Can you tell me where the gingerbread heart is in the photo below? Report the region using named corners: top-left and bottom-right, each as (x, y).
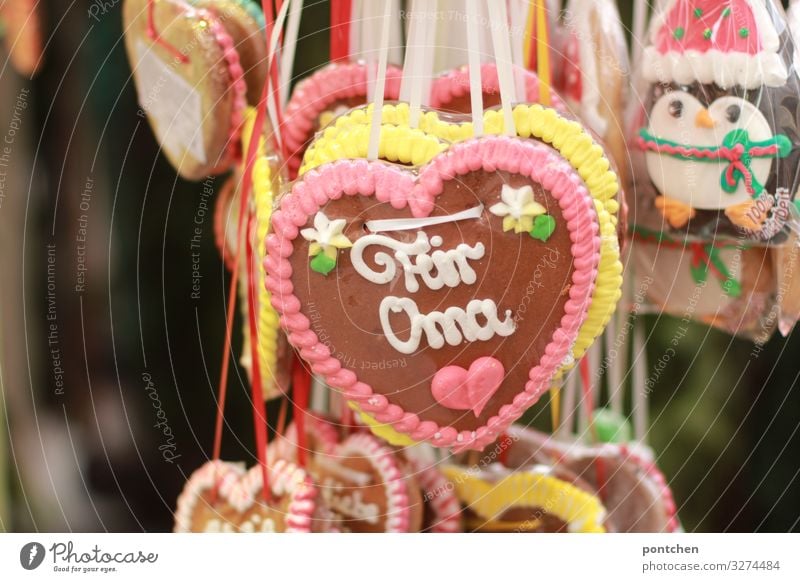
top-left (267, 135), bottom-right (600, 451)
top-left (174, 459), bottom-right (316, 532)
top-left (311, 433), bottom-right (423, 532)
top-left (124, 0), bottom-right (246, 180)
top-left (300, 103), bottom-right (623, 376)
top-left (283, 61), bottom-right (403, 178)
top-left (502, 426), bottom-right (679, 533)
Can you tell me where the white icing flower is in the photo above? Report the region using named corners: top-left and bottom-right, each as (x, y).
top-left (301, 211), bottom-right (353, 258)
top-left (489, 184), bottom-right (546, 233)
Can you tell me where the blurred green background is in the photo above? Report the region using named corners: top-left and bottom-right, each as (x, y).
top-left (0, 0), bottom-right (798, 532)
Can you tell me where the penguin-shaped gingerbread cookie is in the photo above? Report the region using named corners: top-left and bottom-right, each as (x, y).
top-left (632, 0), bottom-right (800, 243)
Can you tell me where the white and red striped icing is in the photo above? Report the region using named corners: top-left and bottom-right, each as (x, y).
top-left (413, 463), bottom-right (462, 533)
top-left (265, 136), bottom-right (600, 452)
top-left (174, 459), bottom-right (316, 533)
top-left (283, 61), bottom-right (403, 177)
top-left (333, 433), bottom-right (414, 532)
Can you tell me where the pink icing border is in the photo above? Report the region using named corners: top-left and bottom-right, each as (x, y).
top-left (174, 459), bottom-right (317, 532)
top-left (333, 432), bottom-right (413, 532)
top-left (619, 444), bottom-right (680, 533)
top-left (202, 9), bottom-right (247, 170)
top-left (283, 61), bottom-right (403, 177)
top-left (265, 136), bottom-right (600, 452)
top-left (429, 62), bottom-right (567, 112)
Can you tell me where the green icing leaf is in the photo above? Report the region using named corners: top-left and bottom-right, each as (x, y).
top-left (310, 252), bottom-right (337, 276)
top-left (689, 263), bottom-right (708, 286)
top-left (530, 214), bottom-right (556, 242)
top-left (722, 278), bottom-right (742, 298)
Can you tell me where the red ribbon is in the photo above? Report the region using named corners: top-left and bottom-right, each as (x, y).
top-left (292, 358), bottom-right (311, 468)
top-left (146, 0), bottom-right (189, 63)
top-left (246, 214), bottom-right (271, 502)
top-left (212, 0), bottom-right (285, 502)
top-left (330, 0), bottom-right (352, 62)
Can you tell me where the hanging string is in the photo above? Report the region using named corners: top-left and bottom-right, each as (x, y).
top-left (264, 0), bottom-right (292, 159)
top-left (465, 0), bottom-right (484, 136)
top-left (212, 0), bottom-right (286, 498)
top-left (632, 0), bottom-right (649, 66)
top-left (558, 370), bottom-right (578, 439)
top-left (146, 0), bottom-right (189, 63)
top-left (292, 358), bottom-right (312, 468)
top-left (508, 0), bottom-right (527, 103)
top-left (349, 0), bottom-right (363, 62)
top-left (399, 0), bottom-right (422, 121)
top-left (280, 0), bottom-right (303, 106)
top-left (276, 396), bottom-right (289, 438)
top-left (580, 357), bottom-right (608, 500)
top-left (245, 214), bottom-right (271, 502)
top-left (534, 0), bottom-right (552, 107)
top-left (523, 0), bottom-right (536, 70)
top-left (486, 0), bottom-right (515, 136)
top-left (367, 0), bottom-right (393, 161)
top-left (330, 0), bottom-right (352, 62)
top-left (550, 384), bottom-right (561, 433)
top-left (632, 318), bottom-right (649, 443)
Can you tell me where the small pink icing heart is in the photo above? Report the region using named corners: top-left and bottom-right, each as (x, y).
top-left (431, 357), bottom-right (505, 418)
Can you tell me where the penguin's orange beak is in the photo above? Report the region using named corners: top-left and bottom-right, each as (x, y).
top-left (695, 108), bottom-right (716, 129)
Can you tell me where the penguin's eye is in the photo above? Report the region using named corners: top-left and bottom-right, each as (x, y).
top-left (726, 104), bottom-right (741, 123)
top-left (668, 99), bottom-right (683, 118)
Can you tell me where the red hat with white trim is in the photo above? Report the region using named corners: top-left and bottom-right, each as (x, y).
top-left (642, 0), bottom-right (788, 89)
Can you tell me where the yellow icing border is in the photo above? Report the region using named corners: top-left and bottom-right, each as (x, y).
top-left (300, 120), bottom-right (447, 175)
top-left (242, 108), bottom-right (283, 399)
top-left (300, 103), bottom-right (623, 370)
top-left (441, 465), bottom-right (607, 533)
top-left (350, 403), bottom-right (418, 447)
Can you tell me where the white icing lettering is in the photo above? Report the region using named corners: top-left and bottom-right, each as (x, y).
top-left (379, 296), bottom-right (516, 354)
top-left (321, 477), bottom-right (380, 524)
top-left (202, 514), bottom-right (276, 533)
top-left (351, 232), bottom-right (485, 293)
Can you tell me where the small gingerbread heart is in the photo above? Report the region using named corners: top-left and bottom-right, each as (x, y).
top-left (124, 0), bottom-right (246, 180)
top-left (311, 433), bottom-right (423, 532)
top-left (283, 61), bottom-right (403, 178)
top-left (174, 459), bottom-right (316, 532)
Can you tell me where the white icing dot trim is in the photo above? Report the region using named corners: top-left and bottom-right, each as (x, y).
top-left (642, 47), bottom-right (788, 89)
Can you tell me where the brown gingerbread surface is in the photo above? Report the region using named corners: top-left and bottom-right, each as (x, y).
top-left (289, 170), bottom-right (575, 431)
